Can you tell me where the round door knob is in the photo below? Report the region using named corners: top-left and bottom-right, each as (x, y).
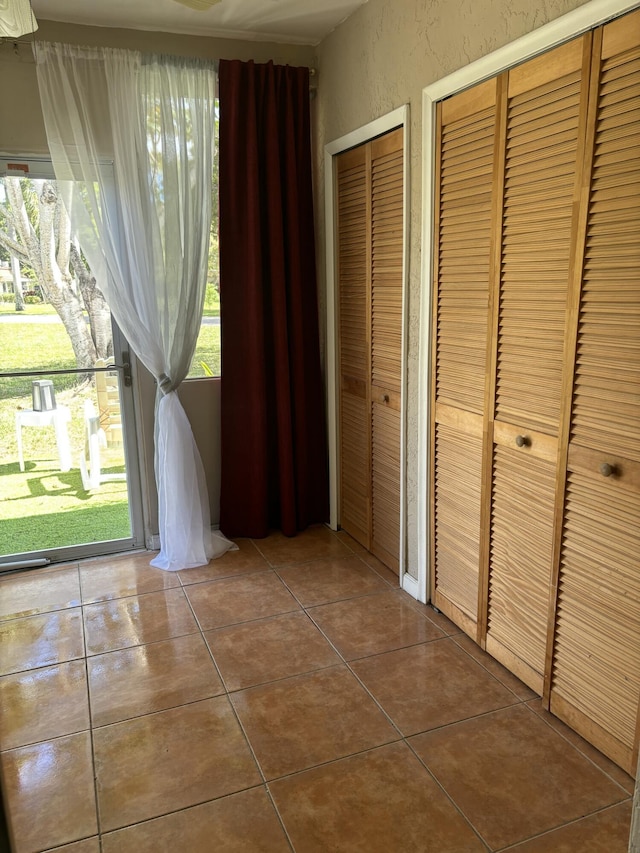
top-left (381, 394), bottom-right (389, 403)
top-left (515, 435), bottom-right (529, 448)
top-left (600, 462), bottom-right (615, 477)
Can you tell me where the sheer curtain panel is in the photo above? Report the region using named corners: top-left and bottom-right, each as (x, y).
top-left (34, 41), bottom-right (228, 570)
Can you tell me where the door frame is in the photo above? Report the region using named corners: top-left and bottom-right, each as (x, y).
top-left (417, 0), bottom-right (640, 605)
top-left (0, 155), bottom-right (146, 567)
top-left (324, 104), bottom-right (411, 584)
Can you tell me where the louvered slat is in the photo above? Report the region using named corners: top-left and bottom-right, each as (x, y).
top-left (337, 148), bottom-right (369, 547)
top-left (371, 401), bottom-right (400, 568)
top-left (487, 447), bottom-right (556, 678)
top-left (371, 145), bottom-right (403, 393)
top-left (436, 104), bottom-right (494, 414)
top-left (495, 71), bottom-right (582, 434)
top-left (340, 388), bottom-right (369, 545)
top-left (338, 159), bottom-right (368, 382)
top-left (553, 471), bottom-right (640, 762)
top-left (549, 21), bottom-right (640, 776)
top-left (337, 128), bottom-right (404, 568)
top-left (434, 423), bottom-right (483, 620)
top-left (571, 50), bottom-right (640, 461)
top-left (370, 130), bottom-right (404, 569)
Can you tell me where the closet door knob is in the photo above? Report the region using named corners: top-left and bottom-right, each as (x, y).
top-left (515, 435), bottom-right (529, 448)
top-left (600, 462), bottom-right (615, 477)
top-left (381, 394), bottom-right (389, 403)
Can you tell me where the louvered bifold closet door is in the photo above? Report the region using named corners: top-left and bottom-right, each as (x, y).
top-left (550, 11), bottom-right (640, 775)
top-left (370, 129), bottom-right (404, 571)
top-left (485, 37), bottom-right (589, 691)
top-left (337, 145), bottom-right (371, 548)
top-left (431, 80), bottom-right (496, 635)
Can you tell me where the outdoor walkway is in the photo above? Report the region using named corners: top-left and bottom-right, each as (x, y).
top-left (0, 526), bottom-right (634, 851)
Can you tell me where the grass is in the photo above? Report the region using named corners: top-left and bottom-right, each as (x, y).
top-left (0, 461), bottom-right (131, 556)
top-left (0, 307), bottom-right (129, 557)
top-left (0, 295), bottom-right (221, 556)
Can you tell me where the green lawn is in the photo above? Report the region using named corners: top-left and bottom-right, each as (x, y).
top-left (0, 298), bottom-right (220, 557)
top-left (0, 306), bottom-right (126, 557)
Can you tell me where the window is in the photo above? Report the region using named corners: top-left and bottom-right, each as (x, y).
top-left (187, 100), bottom-right (220, 379)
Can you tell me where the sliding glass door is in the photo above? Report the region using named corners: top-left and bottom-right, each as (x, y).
top-left (0, 164), bottom-right (144, 569)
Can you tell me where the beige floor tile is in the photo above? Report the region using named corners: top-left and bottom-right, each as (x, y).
top-left (0, 609), bottom-right (84, 676)
top-left (252, 525), bottom-right (351, 567)
top-left (94, 697), bottom-right (261, 831)
top-left (101, 787), bottom-right (290, 852)
top-left (80, 553), bottom-right (180, 604)
top-left (526, 698), bottom-right (636, 794)
top-left (230, 665), bottom-right (399, 779)
top-left (205, 611), bottom-right (341, 691)
top-left (270, 741), bottom-right (487, 852)
top-left (1, 732), bottom-right (97, 853)
top-left (399, 596), bottom-right (463, 636)
top-left (334, 531), bottom-right (400, 586)
top-left (0, 660), bottom-right (89, 750)
top-left (506, 800), bottom-right (633, 852)
top-left (277, 555), bottom-right (388, 606)
top-left (453, 633), bottom-right (538, 701)
top-left (178, 538), bottom-right (270, 585)
top-left (308, 590), bottom-right (444, 660)
top-left (88, 634), bottom-right (224, 727)
top-left (43, 839), bottom-right (100, 853)
top-left (410, 704), bottom-right (628, 850)
top-left (351, 639), bottom-right (518, 735)
top-left (0, 566), bottom-right (81, 622)
top-left (83, 587), bottom-right (197, 655)
top-left (185, 572), bottom-right (300, 630)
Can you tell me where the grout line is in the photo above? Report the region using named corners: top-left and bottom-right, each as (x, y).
top-left (520, 701), bottom-right (635, 796)
top-left (494, 798), bottom-right (634, 851)
top-left (80, 579), bottom-right (103, 843)
top-left (4, 546), bottom-right (635, 852)
top-left (407, 738), bottom-right (492, 851)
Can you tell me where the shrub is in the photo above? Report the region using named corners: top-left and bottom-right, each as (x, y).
top-left (24, 295), bottom-right (43, 304)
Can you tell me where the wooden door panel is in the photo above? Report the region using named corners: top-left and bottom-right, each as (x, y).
top-left (570, 45), bottom-right (640, 462)
top-left (340, 387), bottom-right (370, 548)
top-left (337, 146), bottom-right (370, 548)
top-left (371, 136), bottom-right (403, 395)
top-left (551, 469), bottom-right (640, 774)
top-left (371, 401), bottom-right (400, 571)
top-left (434, 421), bottom-right (483, 634)
top-left (337, 128), bottom-right (403, 570)
top-left (436, 94), bottom-right (495, 416)
top-left (549, 14), bottom-right (640, 775)
top-left (487, 446), bottom-right (557, 692)
top-left (495, 44), bottom-right (584, 435)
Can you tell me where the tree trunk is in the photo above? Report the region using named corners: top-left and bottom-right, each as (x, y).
top-left (9, 232), bottom-right (24, 312)
top-left (37, 182), bottom-right (98, 369)
top-left (69, 242), bottom-right (113, 360)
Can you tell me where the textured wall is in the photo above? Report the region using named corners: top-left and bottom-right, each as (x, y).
top-left (314, 0), bottom-right (591, 578)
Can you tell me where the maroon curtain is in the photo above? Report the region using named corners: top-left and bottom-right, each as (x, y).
top-left (218, 59), bottom-right (328, 538)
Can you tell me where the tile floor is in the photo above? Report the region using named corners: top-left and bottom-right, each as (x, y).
top-left (0, 525), bottom-right (634, 852)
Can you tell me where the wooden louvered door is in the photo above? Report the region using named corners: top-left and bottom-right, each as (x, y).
top-left (370, 130), bottom-right (404, 571)
top-left (548, 11), bottom-right (640, 775)
top-left (336, 127), bottom-right (404, 572)
top-left (431, 10), bottom-right (639, 775)
top-left (431, 80), bottom-right (497, 636)
top-left (337, 144), bottom-right (370, 548)
top-left (483, 36), bottom-right (591, 691)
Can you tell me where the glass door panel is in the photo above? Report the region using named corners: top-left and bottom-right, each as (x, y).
top-left (0, 171), bottom-right (144, 568)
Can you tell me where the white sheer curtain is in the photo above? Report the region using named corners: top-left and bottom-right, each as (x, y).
top-left (34, 41), bottom-right (230, 570)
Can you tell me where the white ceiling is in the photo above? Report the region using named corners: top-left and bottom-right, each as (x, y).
top-left (30, 0), bottom-right (369, 45)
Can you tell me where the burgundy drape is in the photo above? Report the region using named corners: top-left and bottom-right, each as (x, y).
top-left (218, 59), bottom-right (329, 538)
